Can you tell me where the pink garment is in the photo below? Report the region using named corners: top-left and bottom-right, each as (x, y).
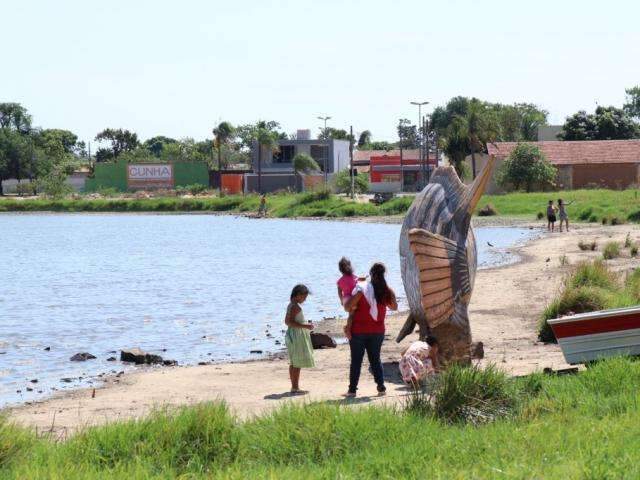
top-left (337, 274), bottom-right (358, 305)
top-left (399, 341), bottom-right (435, 383)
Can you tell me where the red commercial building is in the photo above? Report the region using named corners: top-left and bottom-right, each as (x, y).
top-left (369, 154), bottom-right (438, 192)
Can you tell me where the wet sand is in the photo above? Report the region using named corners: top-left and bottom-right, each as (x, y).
top-left (6, 223), bottom-right (640, 437)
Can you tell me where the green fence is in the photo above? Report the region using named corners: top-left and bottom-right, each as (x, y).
top-left (85, 161), bottom-right (209, 192)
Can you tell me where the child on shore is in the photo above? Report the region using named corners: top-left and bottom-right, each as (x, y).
top-left (399, 336), bottom-right (440, 388)
top-left (284, 284), bottom-right (315, 394)
top-left (547, 200), bottom-right (557, 232)
top-left (336, 257), bottom-right (366, 340)
top-left (558, 198), bottom-right (574, 232)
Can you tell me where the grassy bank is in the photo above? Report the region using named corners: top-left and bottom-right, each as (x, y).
top-left (0, 188), bottom-right (638, 222)
top-left (2, 358), bottom-right (640, 478)
top-left (538, 259), bottom-right (640, 342)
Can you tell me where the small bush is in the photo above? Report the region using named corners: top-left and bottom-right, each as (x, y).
top-left (536, 212), bottom-right (544, 220)
top-left (578, 240), bottom-right (598, 251)
top-left (602, 217), bottom-right (609, 225)
top-left (15, 182), bottom-right (36, 196)
top-left (570, 260), bottom-right (616, 290)
top-left (578, 207), bottom-right (594, 221)
top-left (478, 204), bottom-right (498, 216)
top-left (559, 254), bottom-right (569, 266)
top-left (589, 214), bottom-right (598, 223)
top-left (96, 187), bottom-right (119, 197)
top-left (185, 183), bottom-right (207, 196)
top-left (628, 210), bottom-right (640, 223)
top-left (407, 364), bottom-right (520, 425)
top-left (539, 286), bottom-right (609, 343)
top-left (611, 217), bottom-right (623, 226)
top-left (624, 233), bottom-right (633, 248)
top-left (631, 245), bottom-right (638, 257)
top-left (603, 242), bottom-right (620, 260)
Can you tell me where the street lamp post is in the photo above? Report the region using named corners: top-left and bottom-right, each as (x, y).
top-left (410, 101), bottom-right (429, 189)
top-left (317, 115), bottom-right (331, 185)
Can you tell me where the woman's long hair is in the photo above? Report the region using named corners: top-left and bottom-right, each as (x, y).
top-left (370, 262), bottom-right (388, 303)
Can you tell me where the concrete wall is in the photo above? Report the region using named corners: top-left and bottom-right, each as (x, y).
top-left (1, 172), bottom-right (88, 194)
top-left (85, 161), bottom-right (209, 192)
top-left (244, 173), bottom-right (301, 193)
top-left (572, 163), bottom-right (639, 189)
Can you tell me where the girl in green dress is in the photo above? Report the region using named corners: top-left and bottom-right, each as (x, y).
top-left (285, 284), bottom-right (315, 393)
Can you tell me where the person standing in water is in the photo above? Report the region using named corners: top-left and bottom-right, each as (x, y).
top-left (284, 284), bottom-right (315, 394)
top-left (558, 198), bottom-right (574, 232)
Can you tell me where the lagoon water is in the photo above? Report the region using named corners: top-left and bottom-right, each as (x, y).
top-left (0, 214), bottom-right (535, 406)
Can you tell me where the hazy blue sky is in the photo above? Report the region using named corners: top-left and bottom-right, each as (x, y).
top-left (3, 0), bottom-right (639, 144)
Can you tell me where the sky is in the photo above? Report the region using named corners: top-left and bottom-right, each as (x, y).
top-left (3, 0), bottom-right (640, 145)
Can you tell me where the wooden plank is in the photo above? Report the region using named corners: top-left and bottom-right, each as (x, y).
top-left (421, 277), bottom-right (452, 294)
top-left (423, 288), bottom-right (453, 307)
top-left (408, 234), bottom-right (458, 252)
top-left (416, 256), bottom-right (451, 270)
top-left (410, 244), bottom-right (452, 259)
top-left (419, 268), bottom-right (451, 282)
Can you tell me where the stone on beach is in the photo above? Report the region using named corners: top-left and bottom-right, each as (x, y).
top-left (70, 352), bottom-right (96, 361)
top-left (310, 332), bottom-right (337, 349)
top-left (120, 348), bottom-right (170, 365)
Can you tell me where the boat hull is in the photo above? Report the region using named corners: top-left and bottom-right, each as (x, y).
top-left (548, 306), bottom-right (640, 364)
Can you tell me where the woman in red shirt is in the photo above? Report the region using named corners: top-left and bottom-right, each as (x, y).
top-left (344, 262), bottom-right (398, 397)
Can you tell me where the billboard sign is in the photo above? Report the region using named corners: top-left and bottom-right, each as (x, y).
top-left (127, 164), bottom-right (174, 189)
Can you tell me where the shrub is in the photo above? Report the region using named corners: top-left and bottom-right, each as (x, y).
top-left (628, 210), bottom-right (640, 223)
top-left (185, 183), bottom-right (207, 196)
top-left (578, 207), bottom-right (593, 221)
top-left (602, 217), bottom-right (609, 225)
top-left (624, 233), bottom-right (633, 248)
top-left (536, 212), bottom-right (544, 220)
top-left (611, 217), bottom-right (623, 226)
top-left (37, 171), bottom-right (73, 198)
top-left (15, 182), bottom-right (36, 196)
top-left (406, 364), bottom-right (519, 425)
top-left (578, 240), bottom-right (596, 251)
top-left (539, 286), bottom-right (609, 343)
top-left (478, 204), bottom-right (498, 216)
top-left (603, 242), bottom-right (620, 260)
top-left (631, 245), bottom-right (639, 257)
top-left (589, 214), bottom-right (598, 223)
top-left (570, 260), bottom-right (616, 290)
top-left (96, 187), bottom-right (119, 197)
top-left (333, 170), bottom-right (369, 194)
top-left (559, 254), bottom-right (569, 266)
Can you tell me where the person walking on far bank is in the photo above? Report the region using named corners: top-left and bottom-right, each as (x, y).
top-left (258, 194), bottom-right (267, 217)
top-left (343, 262), bottom-right (397, 398)
top-left (284, 284), bottom-right (315, 394)
top-left (547, 200), bottom-right (557, 232)
top-left (558, 198), bottom-right (574, 232)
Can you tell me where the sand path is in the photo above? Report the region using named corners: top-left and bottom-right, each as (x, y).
top-left (7, 224), bottom-right (639, 436)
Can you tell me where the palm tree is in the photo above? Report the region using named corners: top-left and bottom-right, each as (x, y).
top-left (212, 121), bottom-right (235, 173)
top-left (465, 99), bottom-right (498, 179)
top-left (256, 128), bottom-right (279, 194)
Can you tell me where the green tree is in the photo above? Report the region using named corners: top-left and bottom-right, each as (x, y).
top-left (0, 103), bottom-right (32, 133)
top-left (333, 169), bottom-right (368, 194)
top-left (497, 142), bottom-right (557, 192)
top-left (361, 140), bottom-right (395, 151)
top-left (623, 86), bottom-right (640, 119)
top-left (319, 127), bottom-right (353, 141)
top-left (39, 129), bottom-right (78, 154)
top-left (357, 130), bottom-right (371, 148)
top-left (397, 119), bottom-right (418, 149)
top-left (558, 106), bottom-right (638, 140)
top-left (235, 120), bottom-right (286, 151)
top-left (213, 121), bottom-right (235, 171)
top-left (466, 99), bottom-right (499, 178)
top-left (94, 128), bottom-right (139, 159)
top-left (143, 136), bottom-right (177, 157)
top-left (293, 152), bottom-right (320, 174)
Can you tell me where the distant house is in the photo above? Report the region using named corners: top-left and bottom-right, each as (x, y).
top-left (246, 131), bottom-right (350, 193)
top-left (369, 154), bottom-right (438, 193)
top-left (487, 140), bottom-right (640, 190)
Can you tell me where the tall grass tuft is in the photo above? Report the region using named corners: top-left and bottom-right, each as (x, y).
top-left (578, 239), bottom-right (598, 251)
top-left (405, 364), bottom-right (520, 425)
top-left (603, 241), bottom-right (620, 260)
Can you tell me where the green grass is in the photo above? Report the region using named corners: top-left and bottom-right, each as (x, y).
top-left (1, 188), bottom-right (639, 222)
top-left (603, 241), bottom-right (621, 260)
top-left (3, 358), bottom-right (640, 478)
top-left (539, 260), bottom-right (640, 343)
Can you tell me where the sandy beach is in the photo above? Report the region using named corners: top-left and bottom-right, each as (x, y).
top-left (6, 222), bottom-right (640, 437)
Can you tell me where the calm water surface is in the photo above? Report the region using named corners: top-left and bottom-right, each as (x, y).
top-left (0, 214), bottom-right (535, 406)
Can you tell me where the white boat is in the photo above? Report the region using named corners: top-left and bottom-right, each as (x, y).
top-left (547, 306), bottom-right (640, 364)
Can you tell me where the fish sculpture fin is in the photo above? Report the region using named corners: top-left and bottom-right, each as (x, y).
top-left (454, 154), bottom-right (497, 233)
top-left (408, 228), bottom-right (471, 328)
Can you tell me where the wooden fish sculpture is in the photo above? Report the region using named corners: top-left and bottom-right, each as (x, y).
top-left (397, 156), bottom-right (496, 364)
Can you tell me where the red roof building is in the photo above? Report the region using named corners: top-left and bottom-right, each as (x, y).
top-left (487, 140), bottom-right (640, 189)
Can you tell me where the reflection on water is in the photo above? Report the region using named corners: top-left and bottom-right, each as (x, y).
top-left (0, 214), bottom-right (535, 406)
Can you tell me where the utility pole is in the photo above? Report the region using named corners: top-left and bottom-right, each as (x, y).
top-left (317, 115), bottom-right (331, 186)
top-left (349, 125), bottom-right (354, 199)
top-left (410, 101), bottom-right (428, 189)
